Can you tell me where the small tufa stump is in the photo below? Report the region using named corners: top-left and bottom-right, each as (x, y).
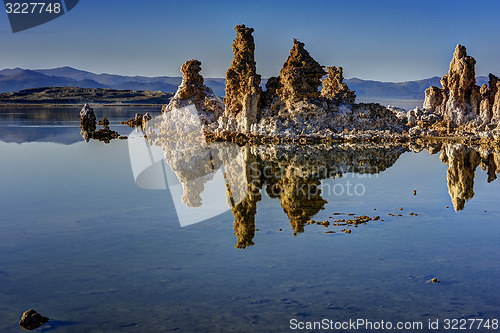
top-left (19, 309), bottom-right (49, 330)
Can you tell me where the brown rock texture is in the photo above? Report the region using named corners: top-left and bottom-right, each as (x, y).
top-left (121, 113), bottom-right (152, 128)
top-left (223, 24), bottom-right (262, 132)
top-left (483, 74), bottom-right (500, 124)
top-left (164, 59), bottom-right (223, 125)
top-left (424, 44), bottom-right (500, 127)
top-left (320, 66), bottom-right (356, 104)
top-left (277, 39), bottom-right (326, 104)
top-left (178, 60), bottom-right (205, 101)
top-left (261, 76), bottom-right (281, 110)
top-left (19, 309), bottom-right (49, 330)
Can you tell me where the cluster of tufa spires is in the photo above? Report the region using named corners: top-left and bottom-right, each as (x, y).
top-left (166, 24), bottom-right (358, 135)
top-left (162, 25), bottom-right (499, 140)
top-left (424, 44), bottom-right (500, 127)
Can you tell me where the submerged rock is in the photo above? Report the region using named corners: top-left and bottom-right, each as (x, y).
top-left (19, 309), bottom-right (49, 330)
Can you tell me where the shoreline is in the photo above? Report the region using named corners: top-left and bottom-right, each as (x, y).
top-left (0, 103), bottom-right (164, 107)
top-left (203, 131), bottom-right (500, 147)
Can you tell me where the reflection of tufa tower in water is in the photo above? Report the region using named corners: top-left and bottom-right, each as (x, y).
top-left (440, 143), bottom-right (500, 211)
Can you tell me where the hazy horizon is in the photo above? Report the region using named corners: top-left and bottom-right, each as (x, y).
top-left (2, 0), bottom-right (500, 82)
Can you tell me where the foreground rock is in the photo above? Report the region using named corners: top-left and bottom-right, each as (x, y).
top-left (19, 309), bottom-right (49, 330)
top-left (163, 59), bottom-right (223, 125)
top-left (424, 44), bottom-right (500, 127)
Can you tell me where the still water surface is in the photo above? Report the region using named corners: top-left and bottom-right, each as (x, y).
top-left (0, 106), bottom-right (499, 332)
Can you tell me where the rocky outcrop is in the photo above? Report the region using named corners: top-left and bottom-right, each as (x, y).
top-left (479, 74), bottom-right (500, 125)
top-left (80, 103), bottom-right (96, 132)
top-left (164, 59), bottom-right (223, 125)
top-left (223, 25), bottom-right (262, 132)
top-left (121, 113), bottom-right (152, 128)
top-left (260, 76), bottom-right (281, 111)
top-left (390, 106), bottom-right (442, 135)
top-left (165, 25), bottom-right (408, 139)
top-left (82, 115), bottom-right (119, 143)
top-left (19, 309), bottom-right (49, 330)
top-left (320, 66), bottom-right (356, 104)
top-left (277, 39), bottom-right (325, 104)
top-left (98, 117), bottom-right (109, 127)
top-left (424, 44), bottom-right (500, 127)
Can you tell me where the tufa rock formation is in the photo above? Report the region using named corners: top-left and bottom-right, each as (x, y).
top-left (121, 113), bottom-right (152, 128)
top-left (479, 74), bottom-right (500, 125)
top-left (19, 309), bottom-right (49, 330)
top-left (81, 115), bottom-right (119, 143)
top-left (261, 76), bottom-right (281, 110)
top-left (424, 44), bottom-right (500, 127)
top-left (164, 59), bottom-right (223, 125)
top-left (277, 39), bottom-right (326, 104)
top-left (321, 66), bottom-right (356, 104)
top-left (79, 103), bottom-right (96, 133)
top-left (223, 25), bottom-right (262, 132)
top-left (98, 117), bottom-right (110, 128)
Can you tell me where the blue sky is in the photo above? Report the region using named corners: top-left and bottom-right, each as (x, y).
top-left (1, 0), bottom-right (499, 82)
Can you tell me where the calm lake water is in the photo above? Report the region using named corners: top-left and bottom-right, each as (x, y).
top-left (0, 105), bottom-right (499, 332)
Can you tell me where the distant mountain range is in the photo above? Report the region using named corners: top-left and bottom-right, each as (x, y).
top-left (0, 66), bottom-right (493, 100)
top-left (0, 66), bottom-right (226, 96)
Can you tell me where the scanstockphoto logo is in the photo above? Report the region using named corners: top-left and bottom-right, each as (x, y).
top-left (4, 0), bottom-right (79, 33)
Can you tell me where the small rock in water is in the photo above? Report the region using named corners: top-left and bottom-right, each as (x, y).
top-left (19, 309), bottom-right (49, 330)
